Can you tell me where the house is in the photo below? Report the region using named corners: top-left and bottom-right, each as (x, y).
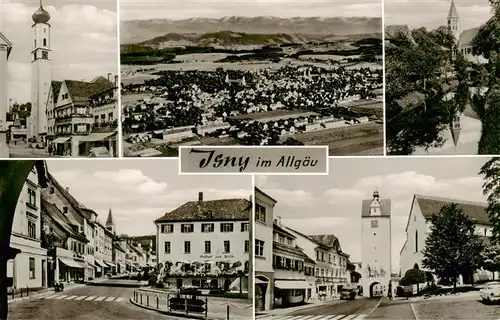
top-left (155, 192), bottom-right (251, 293)
top-left (400, 194), bottom-right (498, 285)
top-left (8, 168), bottom-right (48, 289)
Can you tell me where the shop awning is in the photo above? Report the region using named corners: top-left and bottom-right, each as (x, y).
top-left (53, 137), bottom-right (70, 144)
top-left (104, 261), bottom-right (116, 268)
top-left (78, 132), bottom-right (117, 142)
top-left (59, 257), bottom-right (86, 269)
top-left (255, 278), bottom-right (267, 284)
top-left (274, 280), bottom-right (311, 290)
top-left (94, 259), bottom-right (106, 268)
top-left (87, 261), bottom-right (98, 268)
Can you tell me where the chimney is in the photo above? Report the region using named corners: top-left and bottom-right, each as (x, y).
top-left (66, 187), bottom-right (69, 192)
top-left (275, 216), bottom-right (281, 226)
top-left (107, 72), bottom-right (111, 82)
top-left (198, 192), bottom-right (203, 202)
top-left (249, 195), bottom-right (252, 202)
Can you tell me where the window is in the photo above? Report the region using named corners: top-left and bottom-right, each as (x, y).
top-left (415, 230), bottom-right (419, 252)
top-left (224, 241), bottom-right (230, 253)
top-left (220, 223), bottom-right (233, 232)
top-left (43, 38), bottom-right (47, 46)
top-left (29, 258), bottom-right (36, 279)
top-left (28, 221), bottom-right (36, 239)
top-left (34, 40), bottom-right (36, 47)
top-left (287, 239), bottom-right (293, 246)
top-left (278, 236), bottom-right (285, 244)
top-left (161, 224), bottom-right (173, 233)
top-left (184, 241), bottom-right (191, 254)
top-left (204, 241), bottom-right (211, 253)
top-left (63, 206), bottom-right (68, 214)
top-left (255, 240), bottom-right (264, 257)
top-left (484, 228), bottom-right (487, 236)
top-left (42, 51), bottom-right (48, 59)
top-left (241, 222), bottom-right (249, 232)
top-left (201, 223), bottom-right (214, 232)
top-left (27, 188), bottom-right (37, 208)
top-left (181, 224), bottom-right (194, 233)
top-left (316, 251), bottom-right (319, 261)
top-left (33, 53), bottom-right (36, 61)
top-left (371, 220), bottom-right (378, 228)
top-left (328, 254), bottom-right (331, 263)
top-left (321, 252), bottom-right (324, 261)
top-left (256, 204), bottom-right (266, 223)
top-left (244, 240), bottom-right (249, 253)
top-left (164, 241), bottom-right (170, 254)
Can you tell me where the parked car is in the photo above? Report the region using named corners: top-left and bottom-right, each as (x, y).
top-left (88, 147), bottom-right (109, 157)
top-left (340, 287), bottom-right (357, 300)
top-left (479, 282), bottom-right (500, 304)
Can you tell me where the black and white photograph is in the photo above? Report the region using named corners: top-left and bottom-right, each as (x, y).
top-left (119, 0), bottom-right (383, 157)
top-left (0, 0), bottom-right (119, 158)
top-left (254, 157), bottom-right (500, 320)
top-left (0, 160), bottom-right (252, 320)
top-left (385, 0), bottom-right (499, 155)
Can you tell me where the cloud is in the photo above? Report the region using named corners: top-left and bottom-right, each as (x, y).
top-left (120, 0), bottom-right (382, 20)
top-left (3, 0), bottom-right (118, 103)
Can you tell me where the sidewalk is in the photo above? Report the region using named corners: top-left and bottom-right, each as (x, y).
top-left (390, 290), bottom-right (479, 304)
top-left (7, 282), bottom-right (86, 304)
top-left (256, 296), bottom-right (345, 316)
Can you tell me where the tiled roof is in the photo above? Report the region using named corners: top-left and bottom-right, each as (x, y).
top-left (124, 235), bottom-right (156, 252)
top-left (65, 79), bottom-right (114, 105)
top-left (42, 199), bottom-right (88, 243)
top-left (48, 173), bottom-right (88, 218)
top-left (459, 27), bottom-right (480, 46)
top-left (308, 234), bottom-right (339, 249)
top-left (361, 199), bottom-right (391, 217)
top-left (51, 81), bottom-right (62, 103)
top-left (273, 241), bottom-right (315, 264)
top-left (394, 91), bottom-right (426, 112)
top-left (155, 198), bottom-right (251, 223)
top-left (415, 194), bottom-right (490, 225)
top-left (113, 242), bottom-right (126, 253)
top-left (448, 0), bottom-right (459, 19)
top-left (274, 223), bottom-right (296, 239)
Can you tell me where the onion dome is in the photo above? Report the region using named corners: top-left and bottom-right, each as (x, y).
top-left (32, 6), bottom-right (50, 24)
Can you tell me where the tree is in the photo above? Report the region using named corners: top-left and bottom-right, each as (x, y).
top-left (400, 263), bottom-right (425, 294)
top-left (479, 157), bottom-right (500, 241)
top-left (422, 203), bottom-right (485, 291)
top-left (481, 243), bottom-right (500, 280)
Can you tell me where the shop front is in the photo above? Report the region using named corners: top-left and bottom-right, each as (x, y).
top-left (58, 257), bottom-right (86, 283)
top-left (94, 259), bottom-right (107, 278)
top-left (274, 280), bottom-right (312, 307)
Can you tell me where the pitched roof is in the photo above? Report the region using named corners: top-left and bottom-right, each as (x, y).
top-left (273, 241), bottom-right (315, 264)
top-left (113, 242), bottom-right (126, 253)
top-left (65, 79), bottom-right (114, 105)
top-left (361, 198), bottom-right (391, 217)
top-left (42, 199), bottom-right (88, 243)
top-left (255, 186), bottom-right (277, 203)
top-left (51, 81), bottom-right (62, 103)
top-left (106, 208), bottom-right (114, 226)
top-left (49, 173), bottom-right (89, 219)
top-left (308, 234), bottom-right (339, 249)
top-left (394, 91), bottom-right (426, 112)
top-left (155, 198), bottom-right (251, 223)
top-left (123, 235), bottom-right (156, 252)
top-left (459, 27), bottom-right (480, 46)
top-left (274, 223), bottom-right (296, 239)
top-left (448, 0), bottom-right (459, 19)
top-left (415, 194), bottom-right (490, 225)
top-left (0, 33), bottom-right (13, 58)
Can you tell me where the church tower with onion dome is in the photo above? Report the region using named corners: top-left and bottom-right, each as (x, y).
top-left (28, 0), bottom-right (51, 144)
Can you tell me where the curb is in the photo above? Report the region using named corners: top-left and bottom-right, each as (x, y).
top-left (87, 282), bottom-right (147, 288)
top-left (410, 303), bottom-right (419, 320)
top-left (363, 297), bottom-right (383, 318)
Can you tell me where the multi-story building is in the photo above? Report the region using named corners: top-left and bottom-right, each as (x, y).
top-left (93, 210), bottom-right (115, 277)
top-left (42, 173), bottom-right (96, 282)
top-left (400, 194), bottom-right (498, 284)
top-left (272, 217), bottom-right (313, 308)
top-left (112, 241), bottom-right (127, 274)
top-left (255, 187), bottom-right (276, 311)
top-left (8, 168), bottom-right (48, 289)
top-left (123, 235), bottom-right (157, 267)
top-left (155, 192), bottom-right (251, 293)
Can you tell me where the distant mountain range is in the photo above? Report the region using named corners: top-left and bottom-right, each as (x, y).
top-left (121, 16), bottom-right (382, 44)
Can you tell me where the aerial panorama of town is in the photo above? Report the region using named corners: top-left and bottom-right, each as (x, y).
top-left (120, 16), bottom-right (384, 157)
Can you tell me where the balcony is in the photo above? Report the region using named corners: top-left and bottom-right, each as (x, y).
top-left (158, 260), bottom-right (248, 278)
top-left (90, 98), bottom-right (117, 108)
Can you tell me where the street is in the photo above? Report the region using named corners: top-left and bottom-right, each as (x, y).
top-left (256, 298), bottom-right (380, 320)
top-left (7, 284), bottom-right (181, 320)
top-left (367, 294), bottom-right (500, 320)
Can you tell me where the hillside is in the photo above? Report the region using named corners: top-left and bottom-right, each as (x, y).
top-left (121, 16), bottom-right (382, 44)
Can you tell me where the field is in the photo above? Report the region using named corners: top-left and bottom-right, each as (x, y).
top-left (228, 110), bottom-right (319, 121)
top-left (295, 122), bottom-right (384, 155)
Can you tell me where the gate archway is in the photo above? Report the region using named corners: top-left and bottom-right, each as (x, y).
top-left (369, 281), bottom-right (382, 298)
top-left (0, 161), bottom-right (48, 320)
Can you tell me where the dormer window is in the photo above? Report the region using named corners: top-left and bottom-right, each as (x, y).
top-left (63, 206), bottom-right (68, 213)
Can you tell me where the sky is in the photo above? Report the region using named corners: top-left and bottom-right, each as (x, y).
top-left (385, 0), bottom-right (491, 30)
top-left (120, 0), bottom-right (382, 21)
top-left (0, 0), bottom-right (118, 104)
top-left (256, 156), bottom-right (491, 273)
top-left (46, 159), bottom-right (252, 237)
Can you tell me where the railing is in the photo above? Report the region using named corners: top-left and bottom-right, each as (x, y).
top-left (8, 287), bottom-right (31, 300)
top-left (131, 289), bottom-right (252, 320)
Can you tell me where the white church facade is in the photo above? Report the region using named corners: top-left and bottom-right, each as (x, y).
top-left (447, 0), bottom-right (488, 64)
top-left (361, 191), bottom-right (392, 298)
top-left (400, 194), bottom-right (499, 285)
top-left (25, 1), bottom-right (118, 157)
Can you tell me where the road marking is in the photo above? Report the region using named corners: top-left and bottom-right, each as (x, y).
top-left (410, 303), bottom-right (419, 320)
top-left (65, 296), bottom-right (77, 300)
top-left (354, 315), bottom-right (367, 320)
top-left (54, 295), bottom-right (67, 300)
top-left (44, 294), bottom-right (59, 299)
top-left (95, 296), bottom-right (107, 301)
top-left (75, 296), bottom-right (87, 300)
top-left (308, 316), bottom-right (327, 320)
top-left (84, 296), bottom-right (96, 301)
top-left (343, 315), bottom-right (358, 320)
top-left (331, 315), bottom-right (346, 320)
top-left (105, 297), bottom-right (116, 302)
top-left (115, 297), bottom-right (125, 302)
top-left (298, 316), bottom-right (316, 320)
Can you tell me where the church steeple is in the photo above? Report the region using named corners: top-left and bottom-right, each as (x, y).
top-left (370, 190), bottom-right (381, 216)
top-left (105, 208), bottom-right (115, 234)
top-left (447, 0), bottom-right (460, 43)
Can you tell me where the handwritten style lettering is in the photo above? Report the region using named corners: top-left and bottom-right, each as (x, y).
top-left (189, 149), bottom-right (250, 172)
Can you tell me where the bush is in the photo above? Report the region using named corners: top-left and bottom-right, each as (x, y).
top-left (155, 282), bottom-right (164, 289)
top-left (148, 276), bottom-right (157, 286)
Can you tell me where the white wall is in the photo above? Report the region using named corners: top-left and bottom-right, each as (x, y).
top-left (400, 198), bottom-right (427, 274)
top-left (157, 220), bottom-right (249, 265)
top-left (255, 190), bottom-right (275, 273)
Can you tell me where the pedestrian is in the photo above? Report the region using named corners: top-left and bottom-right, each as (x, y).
top-left (388, 282), bottom-right (393, 300)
